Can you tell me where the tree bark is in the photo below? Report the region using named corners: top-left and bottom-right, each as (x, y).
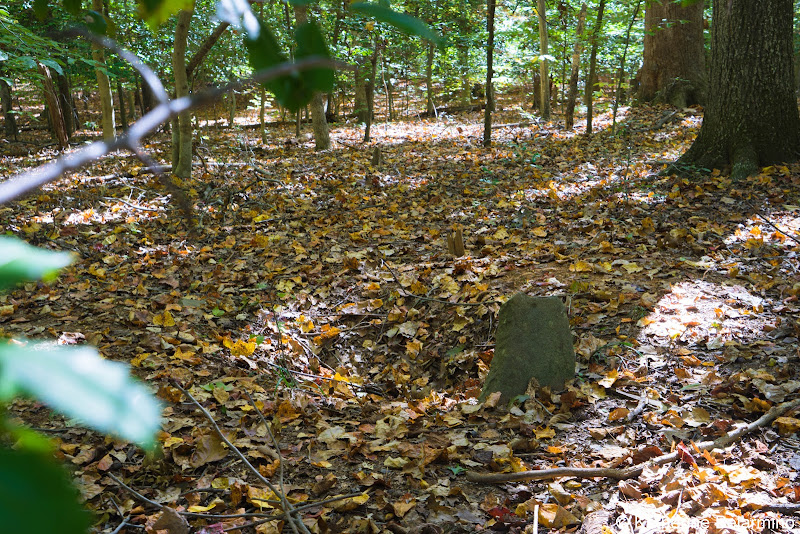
top-left (172, 9), bottom-right (193, 179)
top-left (55, 71), bottom-right (76, 136)
top-left (294, 4), bottom-right (330, 149)
top-left (585, 0), bottom-right (605, 135)
top-left (364, 40), bottom-right (379, 142)
top-left (186, 22), bottom-right (230, 78)
top-left (483, 0), bottom-right (496, 147)
top-left (38, 63), bottom-right (69, 147)
top-left (564, 3), bottom-right (587, 130)
top-left (0, 73), bottom-right (17, 140)
top-left (677, 0), bottom-right (799, 180)
top-left (116, 79), bottom-right (128, 130)
top-left (91, 0), bottom-right (115, 140)
top-left (536, 0), bottom-right (550, 120)
top-left (425, 42), bottom-right (436, 116)
top-left (637, 0), bottom-right (705, 107)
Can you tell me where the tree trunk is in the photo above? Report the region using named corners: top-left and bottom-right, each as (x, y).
top-left (677, 0), bottom-right (799, 180)
top-left (294, 4), bottom-right (330, 149)
top-left (325, 0), bottom-right (347, 122)
top-left (55, 71), bottom-right (76, 136)
top-left (536, 0), bottom-right (550, 120)
top-left (172, 9), bottom-right (193, 179)
top-left (116, 80), bottom-right (128, 130)
top-left (364, 41), bottom-right (379, 142)
top-left (186, 22), bottom-right (230, 78)
top-left (37, 63), bottom-right (69, 148)
top-left (0, 73), bottom-right (17, 140)
top-left (585, 0), bottom-right (605, 135)
top-left (228, 90), bottom-right (236, 128)
top-left (483, 0), bottom-right (496, 147)
top-left (91, 0), bottom-right (115, 140)
top-left (611, 0), bottom-right (641, 134)
top-left (354, 66), bottom-right (368, 123)
top-left (457, 12), bottom-right (472, 105)
top-left (259, 86), bottom-right (268, 143)
top-left (564, 3), bottom-right (587, 130)
top-left (425, 42), bottom-right (435, 116)
top-left (637, 0), bottom-right (705, 107)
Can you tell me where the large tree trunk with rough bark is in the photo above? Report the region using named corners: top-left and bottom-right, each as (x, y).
top-left (172, 9), bottom-right (194, 179)
top-left (637, 0), bottom-right (705, 107)
top-left (677, 0), bottom-right (799, 180)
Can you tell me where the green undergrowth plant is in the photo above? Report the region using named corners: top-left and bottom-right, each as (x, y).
top-left (0, 237), bottom-right (162, 534)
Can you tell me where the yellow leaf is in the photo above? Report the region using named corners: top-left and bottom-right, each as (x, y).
top-left (153, 311), bottom-right (175, 327)
top-left (569, 261), bottom-right (593, 272)
top-left (492, 228), bottom-right (509, 240)
top-left (229, 339), bottom-right (256, 357)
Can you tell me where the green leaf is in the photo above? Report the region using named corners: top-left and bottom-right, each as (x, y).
top-left (0, 343), bottom-right (162, 448)
top-left (138, 0), bottom-right (194, 30)
top-left (294, 21), bottom-right (334, 93)
top-left (0, 448), bottom-right (91, 534)
top-left (84, 10), bottom-right (108, 35)
top-left (350, 3), bottom-right (444, 47)
top-left (244, 20), bottom-right (309, 112)
top-left (0, 237), bottom-right (73, 291)
top-left (63, 0), bottom-right (82, 15)
top-left (39, 59), bottom-right (63, 76)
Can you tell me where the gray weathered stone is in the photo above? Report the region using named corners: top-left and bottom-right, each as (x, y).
top-left (480, 294), bottom-right (575, 402)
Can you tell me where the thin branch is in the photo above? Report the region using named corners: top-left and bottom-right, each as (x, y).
top-left (467, 396), bottom-right (800, 484)
top-left (173, 382), bottom-right (311, 534)
top-left (70, 30), bottom-right (169, 105)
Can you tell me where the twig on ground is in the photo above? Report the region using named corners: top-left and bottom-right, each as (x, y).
top-left (756, 213), bottom-right (800, 246)
top-left (173, 382), bottom-right (311, 534)
top-left (467, 396), bottom-right (800, 484)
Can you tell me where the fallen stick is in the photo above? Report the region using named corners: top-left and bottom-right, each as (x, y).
top-left (466, 396), bottom-right (800, 484)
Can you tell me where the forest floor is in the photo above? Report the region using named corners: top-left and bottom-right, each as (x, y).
top-left (2, 101), bottom-right (800, 534)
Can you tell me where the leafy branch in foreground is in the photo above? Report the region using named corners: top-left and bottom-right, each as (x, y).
top-left (0, 237), bottom-right (162, 534)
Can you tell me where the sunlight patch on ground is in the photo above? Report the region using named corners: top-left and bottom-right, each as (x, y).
top-left (637, 280), bottom-right (773, 351)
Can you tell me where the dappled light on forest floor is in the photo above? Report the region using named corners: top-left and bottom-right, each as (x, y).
top-left (3, 105), bottom-right (800, 532)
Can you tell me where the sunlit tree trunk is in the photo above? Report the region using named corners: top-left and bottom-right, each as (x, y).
top-left (172, 9), bottom-right (193, 179)
top-left (637, 0), bottom-right (705, 106)
top-left (677, 0), bottom-right (799, 180)
top-left (536, 0), bottom-right (550, 120)
top-left (565, 3), bottom-right (587, 130)
top-left (91, 0), bottom-right (115, 140)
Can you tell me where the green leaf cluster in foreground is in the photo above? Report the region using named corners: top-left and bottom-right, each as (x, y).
top-left (0, 236), bottom-right (162, 534)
